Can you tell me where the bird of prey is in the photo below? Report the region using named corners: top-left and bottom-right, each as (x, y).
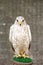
top-left (9, 16), bottom-right (32, 58)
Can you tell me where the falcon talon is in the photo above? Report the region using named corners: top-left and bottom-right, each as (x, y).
top-left (18, 54), bottom-right (21, 57)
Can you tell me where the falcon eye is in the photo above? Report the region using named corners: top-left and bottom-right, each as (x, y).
top-left (22, 20), bottom-right (24, 22)
top-left (17, 20), bottom-right (18, 22)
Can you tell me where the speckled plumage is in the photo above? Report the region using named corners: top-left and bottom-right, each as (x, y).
top-left (9, 16), bottom-right (32, 57)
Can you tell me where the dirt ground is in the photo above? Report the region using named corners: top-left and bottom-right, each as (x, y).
top-left (0, 0), bottom-right (43, 65)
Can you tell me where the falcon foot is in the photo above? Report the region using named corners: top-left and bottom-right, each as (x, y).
top-left (21, 54), bottom-right (29, 58)
top-left (13, 54), bottom-right (29, 58)
top-left (14, 54), bottom-right (21, 58)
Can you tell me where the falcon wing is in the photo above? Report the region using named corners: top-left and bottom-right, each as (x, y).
top-left (27, 25), bottom-right (32, 49)
top-left (9, 25), bottom-right (15, 51)
top-left (27, 25), bottom-right (32, 43)
top-left (9, 25), bottom-right (14, 43)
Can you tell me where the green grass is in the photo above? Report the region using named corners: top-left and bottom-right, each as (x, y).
top-left (13, 56), bottom-right (32, 63)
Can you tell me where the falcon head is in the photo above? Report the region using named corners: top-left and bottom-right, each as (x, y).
top-left (14, 16), bottom-right (26, 26)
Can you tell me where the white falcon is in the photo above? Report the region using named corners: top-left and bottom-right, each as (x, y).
top-left (9, 16), bottom-right (32, 58)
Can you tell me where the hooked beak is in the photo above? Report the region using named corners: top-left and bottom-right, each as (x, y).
top-left (18, 21), bottom-right (22, 26)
